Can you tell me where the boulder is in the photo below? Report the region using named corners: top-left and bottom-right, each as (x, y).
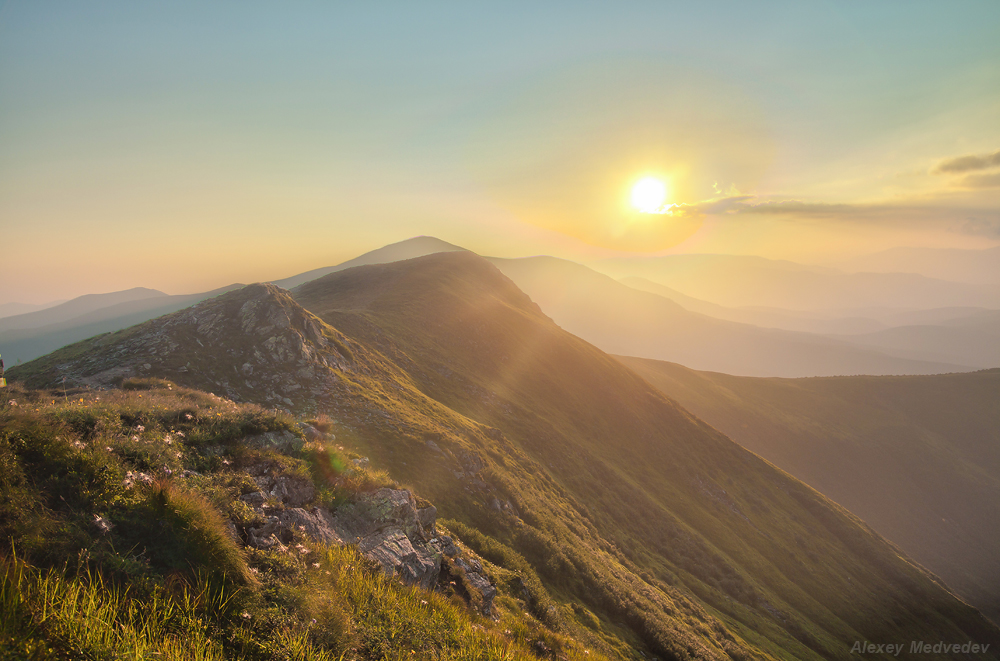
top-left (359, 528), bottom-right (440, 589)
top-left (333, 488), bottom-right (430, 542)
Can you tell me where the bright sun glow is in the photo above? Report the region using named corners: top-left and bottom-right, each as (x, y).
top-left (631, 177), bottom-right (668, 213)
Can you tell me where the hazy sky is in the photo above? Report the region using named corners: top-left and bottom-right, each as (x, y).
top-left (2, 1), bottom-right (999, 303)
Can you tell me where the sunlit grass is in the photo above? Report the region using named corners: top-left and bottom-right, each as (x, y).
top-left (0, 381), bottom-right (611, 660)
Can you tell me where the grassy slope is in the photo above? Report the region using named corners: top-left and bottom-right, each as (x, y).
top-left (0, 384), bottom-right (602, 661)
top-left (9, 255), bottom-right (1000, 659)
top-left (616, 356), bottom-right (1000, 626)
top-left (292, 252), bottom-right (1000, 660)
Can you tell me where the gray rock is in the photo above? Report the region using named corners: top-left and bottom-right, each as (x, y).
top-left (334, 488), bottom-right (429, 541)
top-left (240, 492), bottom-right (266, 506)
top-left (359, 529), bottom-right (440, 589)
top-left (277, 507), bottom-right (343, 546)
top-left (299, 424), bottom-right (324, 441)
top-left (416, 505), bottom-right (437, 536)
top-left (463, 569), bottom-right (497, 617)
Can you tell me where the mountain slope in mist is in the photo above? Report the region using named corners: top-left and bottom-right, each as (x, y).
top-left (825, 310), bottom-right (1000, 369)
top-left (0, 287), bottom-right (166, 333)
top-left (0, 285), bottom-right (243, 365)
top-left (836, 246), bottom-right (1000, 285)
top-left (597, 253), bottom-right (1000, 310)
top-left (490, 256), bottom-right (969, 377)
top-left (619, 356), bottom-right (1000, 625)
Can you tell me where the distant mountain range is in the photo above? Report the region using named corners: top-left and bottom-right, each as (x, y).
top-left (271, 235), bottom-right (466, 290)
top-left (0, 285), bottom-right (242, 365)
top-left (619, 356), bottom-right (1000, 625)
top-left (490, 256), bottom-right (971, 377)
top-left (0, 299), bottom-right (65, 320)
top-left (0, 287), bottom-right (166, 333)
top-left (596, 253), bottom-right (1000, 310)
top-left (835, 245), bottom-right (1000, 285)
top-left (3, 236), bottom-right (997, 376)
top-left (622, 276), bottom-right (995, 335)
top-left (13, 252), bottom-right (1000, 659)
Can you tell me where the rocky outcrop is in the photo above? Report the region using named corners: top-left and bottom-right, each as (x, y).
top-left (236, 479), bottom-right (486, 598)
top-left (21, 284), bottom-right (356, 411)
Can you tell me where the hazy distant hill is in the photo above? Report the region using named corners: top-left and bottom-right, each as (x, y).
top-left (490, 255), bottom-right (969, 377)
top-left (621, 276), bottom-right (1000, 369)
top-left (836, 246), bottom-right (1000, 285)
top-left (621, 276), bottom-right (891, 335)
top-left (0, 285), bottom-right (242, 365)
top-left (825, 310), bottom-right (1000, 369)
top-left (271, 235), bottom-right (465, 290)
top-left (15, 253), bottom-right (1000, 659)
top-left (619, 356), bottom-right (1000, 625)
top-left (0, 287), bottom-right (166, 333)
top-left (0, 300), bottom-right (64, 320)
top-left (597, 253), bottom-right (1000, 310)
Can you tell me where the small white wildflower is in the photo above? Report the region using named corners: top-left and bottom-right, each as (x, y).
top-left (164, 435), bottom-right (173, 445)
top-left (131, 435), bottom-right (139, 442)
top-left (8, 400), bottom-right (17, 407)
top-left (135, 425), bottom-right (145, 432)
top-left (72, 440), bottom-right (86, 450)
top-left (222, 458), bottom-right (231, 466)
top-left (241, 611), bottom-right (251, 620)
top-left (93, 515), bottom-right (113, 534)
top-left (105, 446), bottom-right (113, 452)
top-left (184, 413), bottom-right (193, 420)
top-left (175, 452), bottom-right (182, 459)
top-left (176, 431), bottom-right (185, 438)
top-left (311, 562), bottom-right (320, 569)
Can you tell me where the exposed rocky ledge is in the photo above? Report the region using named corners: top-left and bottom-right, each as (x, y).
top-left (236, 477), bottom-right (497, 616)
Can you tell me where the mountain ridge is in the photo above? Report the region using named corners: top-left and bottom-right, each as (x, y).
top-left (11, 251), bottom-right (1000, 658)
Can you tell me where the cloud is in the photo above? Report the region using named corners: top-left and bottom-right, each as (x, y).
top-left (733, 200), bottom-right (857, 216)
top-left (664, 195), bottom-right (755, 217)
top-left (933, 149), bottom-right (1000, 174)
top-left (955, 171), bottom-right (1000, 189)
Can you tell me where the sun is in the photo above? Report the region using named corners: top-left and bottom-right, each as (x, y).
top-left (631, 177), bottom-right (668, 213)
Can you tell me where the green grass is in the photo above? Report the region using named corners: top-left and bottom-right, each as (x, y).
top-left (1, 553), bottom-right (226, 661)
top-left (0, 382), bottom-right (613, 661)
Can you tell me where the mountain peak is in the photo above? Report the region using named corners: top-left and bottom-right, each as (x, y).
top-left (14, 283), bottom-right (355, 410)
top-left (272, 236), bottom-right (468, 290)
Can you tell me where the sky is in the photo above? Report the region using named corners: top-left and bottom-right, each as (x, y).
top-left (2, 1), bottom-right (999, 303)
